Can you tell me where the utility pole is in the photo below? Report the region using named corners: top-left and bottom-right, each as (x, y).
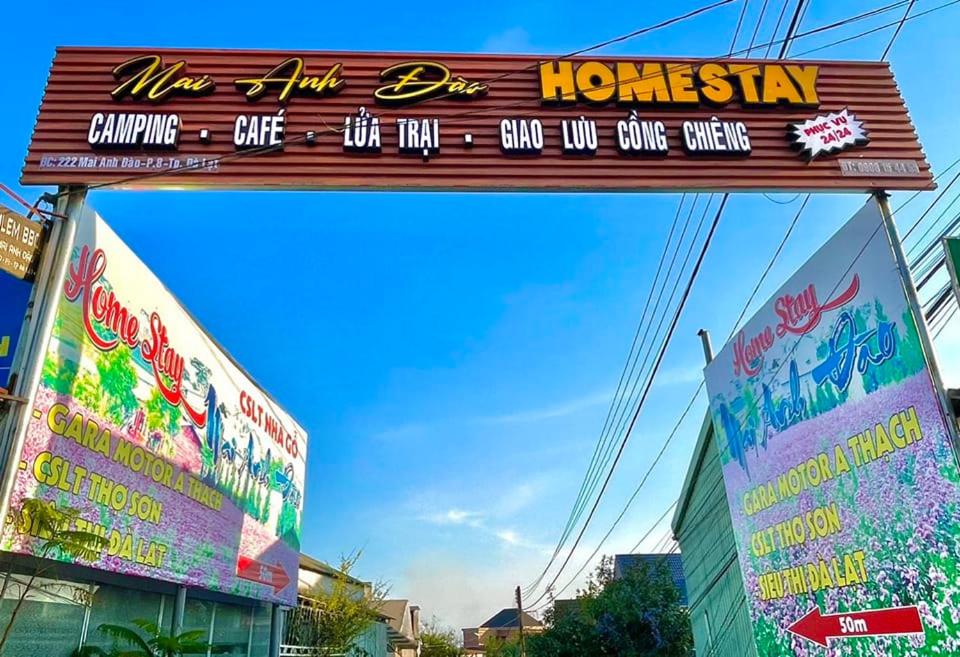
top-left (515, 586), bottom-right (527, 657)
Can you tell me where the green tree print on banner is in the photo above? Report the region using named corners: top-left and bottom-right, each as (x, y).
top-left (95, 348), bottom-right (138, 427)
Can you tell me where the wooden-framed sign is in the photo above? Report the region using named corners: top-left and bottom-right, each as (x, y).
top-left (0, 204), bottom-right (46, 281)
top-left (21, 47), bottom-right (933, 192)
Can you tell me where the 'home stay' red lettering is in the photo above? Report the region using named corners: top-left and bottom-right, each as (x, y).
top-left (732, 326), bottom-right (774, 377)
top-left (63, 245), bottom-right (207, 427)
top-left (775, 275), bottom-right (860, 337)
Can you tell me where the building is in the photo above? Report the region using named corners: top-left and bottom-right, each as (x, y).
top-left (380, 599), bottom-right (422, 657)
top-left (612, 553), bottom-right (688, 606)
top-left (548, 598), bottom-right (580, 623)
top-left (0, 205), bottom-right (302, 657)
top-left (462, 608), bottom-right (543, 655)
top-left (0, 554), bottom-right (277, 657)
top-left (283, 554), bottom-right (421, 657)
top-left (671, 415), bottom-right (755, 657)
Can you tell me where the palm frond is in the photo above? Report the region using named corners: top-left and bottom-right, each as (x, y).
top-left (173, 630), bottom-right (207, 643)
top-left (96, 624), bottom-right (153, 655)
top-left (130, 618), bottom-right (160, 637)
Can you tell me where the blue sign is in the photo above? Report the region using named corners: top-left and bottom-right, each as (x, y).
top-left (0, 274), bottom-right (32, 386)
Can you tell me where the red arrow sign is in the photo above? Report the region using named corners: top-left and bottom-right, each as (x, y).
top-left (237, 555), bottom-right (291, 595)
top-left (787, 606), bottom-right (924, 647)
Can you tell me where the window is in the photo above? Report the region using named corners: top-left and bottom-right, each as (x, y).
top-left (212, 602), bottom-right (252, 656)
top-left (250, 603), bottom-right (273, 657)
top-left (84, 584), bottom-right (167, 650)
top-left (0, 572), bottom-right (88, 657)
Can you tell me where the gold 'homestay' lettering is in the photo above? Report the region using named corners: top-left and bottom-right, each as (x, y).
top-left (539, 60), bottom-right (819, 107)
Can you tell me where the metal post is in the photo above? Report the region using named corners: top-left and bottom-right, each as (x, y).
top-left (515, 586), bottom-right (526, 657)
top-left (697, 328), bottom-right (714, 365)
top-left (0, 186), bottom-right (85, 529)
top-left (173, 585), bottom-right (187, 635)
top-left (268, 603), bottom-right (282, 657)
top-left (78, 581), bottom-right (96, 650)
top-left (874, 191), bottom-right (960, 450)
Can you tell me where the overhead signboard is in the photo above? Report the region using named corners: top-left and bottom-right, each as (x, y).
top-left (1, 207), bottom-right (306, 605)
top-left (21, 47), bottom-right (932, 192)
top-left (703, 200), bottom-right (960, 654)
top-left (0, 205), bottom-right (45, 281)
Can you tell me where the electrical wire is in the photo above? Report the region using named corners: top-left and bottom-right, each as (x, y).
top-left (523, 193), bottom-right (692, 595)
top-left (533, 192), bottom-right (810, 604)
top-left (524, 1), bottom-right (812, 601)
top-left (728, 0), bottom-right (752, 55)
top-left (792, 0), bottom-right (960, 58)
top-left (525, 194), bottom-right (731, 610)
top-left (530, 5), bottom-right (949, 633)
top-left (779, 0), bottom-right (809, 57)
top-left (882, 0), bottom-right (919, 59)
top-left (745, 0), bottom-right (772, 56)
top-left (934, 304), bottom-right (958, 339)
top-left (763, 0), bottom-right (793, 57)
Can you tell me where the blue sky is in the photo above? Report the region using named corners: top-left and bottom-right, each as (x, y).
top-left (6, 0), bottom-right (960, 631)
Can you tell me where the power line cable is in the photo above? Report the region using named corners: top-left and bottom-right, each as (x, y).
top-left (778, 0), bottom-right (809, 57)
top-left (934, 305), bottom-right (958, 339)
top-left (882, 0), bottom-right (919, 59)
top-left (763, 0), bottom-right (793, 57)
top-left (525, 193), bottom-right (717, 598)
top-left (745, 0), bottom-right (772, 55)
top-left (525, 194), bottom-right (730, 610)
top-left (532, 6), bottom-right (951, 628)
top-left (537, 192), bottom-right (810, 602)
top-left (524, 1), bottom-right (811, 601)
top-left (528, 0), bottom-right (785, 595)
top-left (791, 0), bottom-right (960, 58)
top-left (523, 192), bottom-right (715, 596)
top-left (523, 193), bottom-right (692, 595)
top-left (728, 0), bottom-right (752, 54)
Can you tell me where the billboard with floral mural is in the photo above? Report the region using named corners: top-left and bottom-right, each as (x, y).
top-left (1, 207), bottom-right (306, 605)
top-left (704, 200), bottom-right (960, 655)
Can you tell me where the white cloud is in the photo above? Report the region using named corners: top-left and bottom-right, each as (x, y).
top-left (495, 529), bottom-right (519, 545)
top-left (655, 364), bottom-right (704, 387)
top-left (373, 422), bottom-right (428, 443)
top-left (423, 508), bottom-right (485, 528)
top-left (479, 390), bottom-right (612, 424)
top-left (419, 507), bottom-right (548, 553)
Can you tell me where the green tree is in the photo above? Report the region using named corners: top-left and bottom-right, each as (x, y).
top-left (420, 618), bottom-right (463, 657)
top-left (285, 552), bottom-right (388, 657)
top-left (0, 499), bottom-right (107, 654)
top-left (528, 557), bottom-right (692, 657)
top-left (76, 618), bottom-right (227, 657)
top-left (527, 604), bottom-right (595, 657)
top-left (96, 348), bottom-right (138, 426)
top-left (484, 635), bottom-right (521, 657)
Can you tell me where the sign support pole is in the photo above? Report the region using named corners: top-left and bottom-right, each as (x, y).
top-left (874, 190), bottom-right (960, 450)
top-left (0, 186), bottom-right (85, 534)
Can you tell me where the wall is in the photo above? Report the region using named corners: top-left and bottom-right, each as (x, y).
top-left (672, 417), bottom-right (756, 657)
